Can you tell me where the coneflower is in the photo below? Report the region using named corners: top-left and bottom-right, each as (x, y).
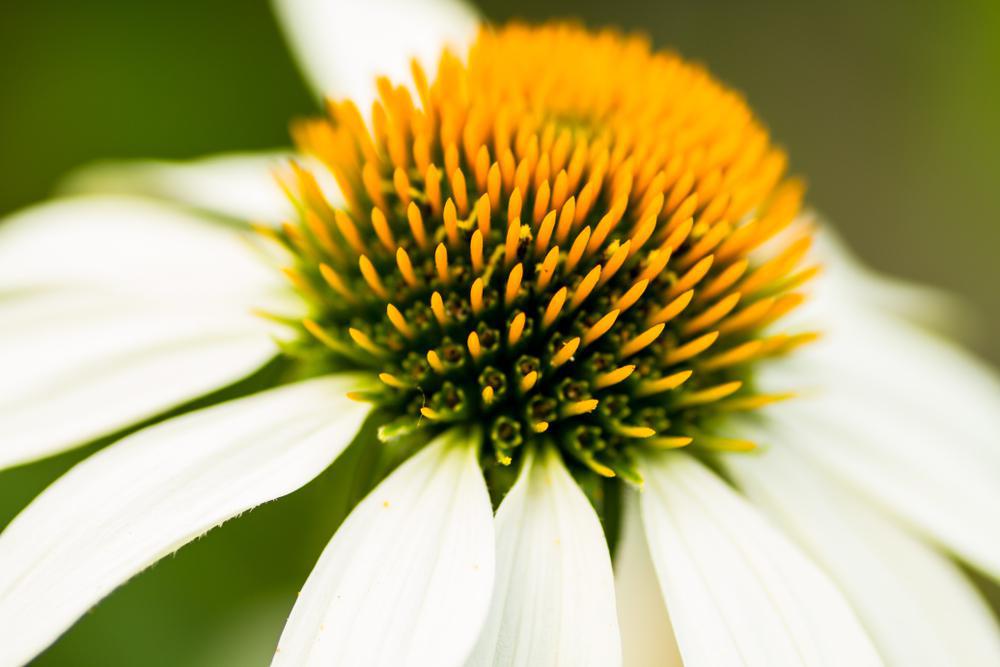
top-left (1, 1), bottom-right (998, 666)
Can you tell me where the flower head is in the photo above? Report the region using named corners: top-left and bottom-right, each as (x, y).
top-left (278, 24), bottom-right (813, 485)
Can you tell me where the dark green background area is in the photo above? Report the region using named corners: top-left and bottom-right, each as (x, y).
top-left (1, 1), bottom-right (998, 664)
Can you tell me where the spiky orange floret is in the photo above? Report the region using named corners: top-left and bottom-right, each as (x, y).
top-left (272, 23), bottom-right (817, 482)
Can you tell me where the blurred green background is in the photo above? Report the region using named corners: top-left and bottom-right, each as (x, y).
top-left (1, 0), bottom-right (998, 664)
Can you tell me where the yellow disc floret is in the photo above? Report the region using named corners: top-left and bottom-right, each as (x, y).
top-left (271, 23), bottom-right (817, 482)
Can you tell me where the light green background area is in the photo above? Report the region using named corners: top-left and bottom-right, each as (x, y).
top-left (1, 1), bottom-right (998, 664)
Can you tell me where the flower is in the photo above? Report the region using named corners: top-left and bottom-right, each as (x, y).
top-left (2, 1), bottom-right (999, 665)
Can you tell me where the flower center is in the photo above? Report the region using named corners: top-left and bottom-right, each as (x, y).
top-left (270, 23), bottom-right (817, 484)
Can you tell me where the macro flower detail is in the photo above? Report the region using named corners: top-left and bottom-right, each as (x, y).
top-left (1, 1), bottom-right (999, 666)
top-left (279, 24), bottom-right (813, 484)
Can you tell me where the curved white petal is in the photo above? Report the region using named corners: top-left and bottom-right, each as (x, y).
top-left (614, 491), bottom-right (683, 667)
top-left (272, 0), bottom-right (479, 109)
top-left (0, 195), bottom-right (291, 300)
top-left (766, 310), bottom-right (1000, 466)
top-left (755, 220), bottom-right (1000, 579)
top-left (60, 152), bottom-right (296, 223)
top-left (766, 222), bottom-right (1000, 457)
top-left (0, 197), bottom-right (302, 467)
top-left (0, 293), bottom-right (280, 469)
top-left (274, 429), bottom-right (494, 666)
top-left (724, 439), bottom-right (1000, 666)
top-left (812, 225), bottom-right (974, 335)
top-left (468, 447), bottom-right (621, 667)
top-left (753, 386), bottom-right (1000, 581)
top-left (639, 452), bottom-right (882, 667)
top-left (60, 152), bottom-right (344, 225)
top-left (0, 376), bottom-right (371, 667)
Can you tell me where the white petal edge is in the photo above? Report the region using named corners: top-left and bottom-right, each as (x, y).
top-left (0, 195), bottom-right (294, 301)
top-left (613, 491), bottom-right (683, 667)
top-left (273, 429), bottom-right (495, 667)
top-left (762, 308), bottom-right (1000, 468)
top-left (754, 216), bottom-right (1000, 578)
top-left (0, 292), bottom-right (280, 469)
top-left (59, 153), bottom-right (344, 225)
top-left (467, 446), bottom-right (621, 667)
top-left (639, 452), bottom-right (882, 667)
top-left (0, 196), bottom-right (304, 467)
top-left (812, 224), bottom-right (975, 336)
top-left (0, 375), bottom-right (371, 667)
top-left (272, 0), bottom-right (479, 110)
top-left (753, 385), bottom-right (1000, 581)
top-left (760, 218), bottom-right (1000, 458)
top-left (724, 436), bottom-right (1000, 667)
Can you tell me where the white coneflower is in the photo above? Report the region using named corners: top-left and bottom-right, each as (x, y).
top-left (2, 1), bottom-right (999, 666)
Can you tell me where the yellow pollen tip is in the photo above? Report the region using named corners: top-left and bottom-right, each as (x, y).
top-left (470, 278), bottom-right (485, 315)
top-left (435, 243), bottom-right (450, 284)
top-left (520, 370), bottom-right (538, 392)
top-left (430, 291), bottom-right (447, 325)
top-left (370, 207), bottom-right (395, 252)
top-left (468, 331), bottom-right (482, 359)
top-left (570, 266), bottom-right (602, 309)
top-left (379, 372), bottom-right (409, 389)
top-left (426, 349), bottom-right (445, 373)
top-left (582, 309), bottom-right (620, 347)
top-left (357, 256), bottom-right (388, 300)
top-left (470, 230), bottom-right (485, 275)
top-left (551, 337), bottom-right (581, 368)
top-left (665, 331), bottom-right (720, 365)
top-left (349, 327), bottom-right (384, 357)
top-left (542, 287), bottom-right (568, 329)
top-left (508, 311), bottom-right (527, 345)
top-left (395, 247), bottom-right (419, 287)
top-left (318, 263), bottom-right (355, 302)
top-left (562, 399), bottom-right (599, 417)
top-left (406, 201), bottom-right (428, 249)
top-left (386, 304), bottom-right (413, 338)
top-left (420, 406), bottom-right (443, 421)
top-left (593, 365), bottom-right (636, 389)
top-left (677, 381), bottom-right (744, 406)
top-left (613, 280), bottom-right (649, 313)
top-left (647, 436), bottom-right (694, 449)
top-left (475, 194), bottom-right (491, 237)
top-left (636, 370), bottom-right (694, 397)
top-left (648, 290), bottom-right (695, 326)
top-left (621, 323), bottom-right (665, 358)
top-left (617, 425), bottom-right (657, 439)
top-left (505, 263), bottom-right (524, 305)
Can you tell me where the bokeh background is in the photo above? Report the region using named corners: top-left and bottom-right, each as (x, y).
top-left (1, 0), bottom-right (998, 664)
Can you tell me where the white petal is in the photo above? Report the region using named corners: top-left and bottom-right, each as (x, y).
top-left (272, 0), bottom-right (479, 108)
top-left (60, 152), bottom-right (296, 223)
top-left (753, 382), bottom-right (1000, 580)
top-left (613, 491), bottom-right (683, 667)
top-left (766, 308), bottom-right (1000, 466)
top-left (60, 153), bottom-right (344, 225)
top-left (0, 292), bottom-right (279, 469)
top-left (0, 196), bottom-right (292, 301)
top-left (818, 225), bottom-right (976, 335)
top-left (724, 438), bottom-right (1000, 666)
top-left (639, 452), bottom-right (882, 667)
top-left (274, 429), bottom-right (494, 666)
top-left (765, 222), bottom-right (999, 456)
top-left (0, 376), bottom-right (370, 667)
top-left (0, 197), bottom-right (302, 467)
top-left (468, 447), bottom-right (621, 667)
top-left (755, 215), bottom-right (1000, 578)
